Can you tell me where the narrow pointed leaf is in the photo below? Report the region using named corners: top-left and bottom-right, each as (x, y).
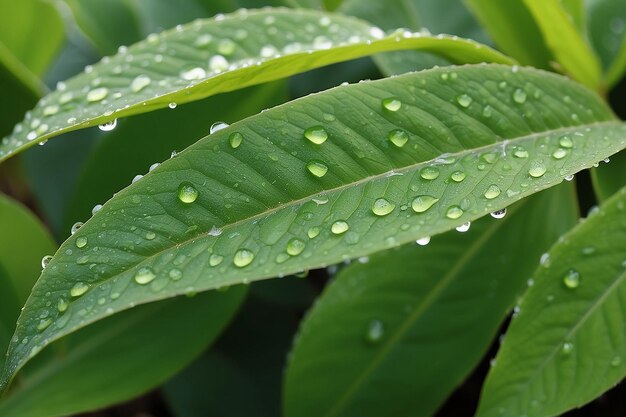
top-left (0, 8), bottom-right (514, 162)
top-left (523, 0), bottom-right (602, 90)
top-left (476, 185), bottom-right (626, 417)
top-left (587, 0), bottom-right (626, 88)
top-left (2, 65), bottom-right (625, 393)
top-left (283, 184), bottom-right (577, 417)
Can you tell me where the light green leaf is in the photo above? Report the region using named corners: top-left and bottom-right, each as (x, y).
top-left (591, 150), bottom-right (626, 202)
top-left (523, 0), bottom-right (602, 90)
top-left (586, 0), bottom-right (626, 88)
top-left (561, 0), bottom-right (585, 34)
top-left (283, 184), bottom-right (577, 417)
top-left (464, 0), bottom-right (553, 70)
top-left (2, 64), bottom-right (625, 393)
top-left (0, 289), bottom-right (245, 417)
top-left (0, 8), bottom-right (513, 162)
top-left (476, 185), bottom-right (626, 417)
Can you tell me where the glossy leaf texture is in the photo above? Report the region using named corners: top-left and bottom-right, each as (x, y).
top-left (476, 185), bottom-right (626, 417)
top-left (586, 0), bottom-right (626, 88)
top-left (283, 184), bottom-right (577, 417)
top-left (2, 64), bottom-right (626, 393)
top-left (0, 7), bottom-right (514, 162)
top-left (0, 289), bottom-right (246, 417)
top-left (464, 0), bottom-right (553, 70)
top-left (523, 0), bottom-right (602, 90)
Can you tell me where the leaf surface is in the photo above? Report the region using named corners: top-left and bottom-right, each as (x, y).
top-left (476, 185), bottom-right (626, 417)
top-left (0, 8), bottom-right (513, 162)
top-left (592, 150), bottom-right (626, 202)
top-left (586, 0), bottom-right (626, 88)
top-left (2, 64), bottom-right (625, 393)
top-left (283, 184), bottom-right (577, 417)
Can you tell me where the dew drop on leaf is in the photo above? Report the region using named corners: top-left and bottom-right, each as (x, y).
top-left (420, 166), bottom-right (440, 180)
top-left (366, 319), bottom-right (384, 343)
top-left (456, 222), bottom-right (471, 232)
top-left (130, 74), bottom-right (151, 92)
top-left (86, 87), bottom-right (108, 102)
top-left (286, 238), bottom-right (306, 256)
top-left (92, 204), bottom-right (103, 215)
top-left (563, 269), bottom-right (581, 289)
top-left (178, 182), bottom-right (199, 203)
top-left (416, 236), bottom-right (431, 246)
top-left (41, 255), bottom-right (52, 269)
top-left (411, 195), bottom-right (438, 213)
top-left (37, 319), bottom-right (52, 331)
top-left (552, 148), bottom-right (567, 159)
top-left (387, 129), bottom-right (408, 147)
top-left (71, 222), bottom-right (83, 235)
top-left (134, 266), bottom-right (157, 285)
top-left (445, 205), bottom-right (464, 219)
top-left (76, 237), bottom-right (88, 248)
top-left (513, 147), bottom-right (529, 158)
top-left (561, 342), bottom-right (574, 355)
top-left (209, 254), bottom-right (224, 267)
top-left (229, 132), bottom-right (243, 148)
top-left (180, 67), bottom-right (206, 80)
top-left (233, 249), bottom-right (255, 267)
top-left (210, 121), bottom-right (229, 134)
top-left (382, 97), bottom-right (402, 111)
top-left (450, 171), bottom-right (466, 182)
top-left (168, 268), bottom-right (183, 281)
top-left (168, 102), bottom-right (177, 109)
top-left (372, 198), bottom-right (395, 216)
top-left (306, 160), bottom-right (328, 177)
top-left (303, 126), bottom-right (328, 144)
top-left (528, 161), bottom-right (547, 178)
top-left (98, 119), bottom-right (118, 132)
top-left (70, 282), bottom-right (89, 297)
top-left (559, 136), bottom-right (574, 148)
top-left (456, 94), bottom-right (472, 108)
top-left (513, 88), bottom-right (527, 104)
top-left (57, 298), bottom-right (69, 313)
top-left (484, 184), bottom-right (501, 199)
top-left (307, 227), bottom-right (320, 239)
top-left (490, 208), bottom-right (507, 219)
top-left (331, 220), bottom-right (349, 235)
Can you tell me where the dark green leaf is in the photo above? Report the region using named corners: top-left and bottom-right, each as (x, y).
top-left (476, 185), bottom-right (626, 417)
top-left (0, 8), bottom-right (513, 162)
top-left (283, 184), bottom-right (577, 417)
top-left (2, 65), bottom-right (625, 393)
top-left (591, 150), bottom-right (626, 202)
top-left (586, 0), bottom-right (626, 88)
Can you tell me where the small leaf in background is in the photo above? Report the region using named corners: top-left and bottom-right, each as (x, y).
top-left (592, 150), bottom-right (626, 202)
top-left (283, 184), bottom-right (577, 417)
top-left (0, 8), bottom-right (513, 161)
top-left (476, 185), bottom-right (626, 417)
top-left (3, 64), bottom-right (625, 394)
top-left (0, 289), bottom-right (246, 417)
top-left (586, 0), bottom-right (626, 88)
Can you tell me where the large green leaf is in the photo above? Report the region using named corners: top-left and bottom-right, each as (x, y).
top-left (0, 289), bottom-right (245, 417)
top-left (464, 0), bottom-right (553, 70)
top-left (283, 184), bottom-right (577, 417)
top-left (476, 185), bottom-right (626, 417)
top-left (523, 0), bottom-right (602, 90)
top-left (586, 0), bottom-right (626, 88)
top-left (0, 8), bottom-right (513, 162)
top-left (2, 65), bottom-right (625, 393)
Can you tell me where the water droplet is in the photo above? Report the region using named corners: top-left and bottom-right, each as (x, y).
top-left (76, 237), bottom-right (88, 248)
top-left (456, 222), bottom-right (471, 232)
top-left (43, 105), bottom-right (59, 116)
top-left (552, 148), bottom-right (567, 159)
top-left (287, 238), bottom-right (306, 256)
top-left (145, 231), bottom-right (156, 240)
top-left (611, 356), bottom-right (622, 367)
top-left (181, 67), bottom-right (206, 80)
top-left (484, 184), bottom-right (501, 199)
top-left (130, 74), bottom-right (151, 92)
top-left (209, 254), bottom-right (224, 266)
top-left (411, 195), bottom-right (438, 213)
top-left (563, 269), bottom-right (580, 289)
top-left (37, 318), bottom-right (53, 331)
top-left (57, 298), bottom-right (69, 313)
top-left (229, 132), bottom-right (243, 148)
top-left (456, 94), bottom-right (472, 108)
top-left (98, 119), bottom-right (117, 131)
top-left (482, 105), bottom-right (493, 118)
top-left (70, 282), bottom-right (89, 297)
top-left (565, 174), bottom-right (574, 181)
top-left (306, 160), bottom-right (328, 178)
top-left (92, 204), bottom-right (103, 215)
top-left (71, 222), bottom-right (83, 234)
top-left (307, 227), bottom-right (320, 239)
top-left (209, 55), bottom-right (229, 72)
top-left (366, 320), bottom-right (384, 343)
top-left (528, 161), bottom-right (547, 178)
top-left (233, 249), bottom-right (255, 267)
top-left (169, 268), bottom-right (183, 281)
top-left (210, 121), bottom-right (229, 134)
top-left (372, 198), bottom-right (395, 216)
top-left (87, 87), bottom-right (108, 102)
top-left (178, 182), bottom-right (199, 203)
top-left (559, 136), bottom-right (574, 148)
top-left (168, 102), bottom-right (177, 109)
top-left (331, 220), bottom-right (349, 235)
top-left (416, 236), bottom-right (430, 245)
top-left (382, 97), bottom-right (402, 111)
top-left (388, 129), bottom-right (408, 147)
top-left (446, 206), bottom-right (464, 219)
top-left (135, 266), bottom-right (156, 285)
top-left (540, 253), bottom-right (551, 267)
top-left (41, 255), bottom-right (52, 269)
top-left (450, 171), bottom-right (466, 182)
top-left (513, 88), bottom-right (527, 104)
top-left (302, 126), bottom-right (328, 145)
top-left (513, 147), bottom-right (529, 158)
top-left (420, 166), bottom-right (440, 180)
top-left (562, 342), bottom-right (574, 355)
top-left (490, 208), bottom-right (507, 219)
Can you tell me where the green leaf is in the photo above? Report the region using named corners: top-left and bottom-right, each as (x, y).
top-left (0, 289), bottom-right (245, 417)
top-left (561, 0), bottom-right (586, 34)
top-left (523, 0), bottom-right (602, 90)
top-left (591, 150), bottom-right (626, 202)
top-left (475, 185), bottom-right (626, 417)
top-left (586, 0), bottom-right (626, 88)
top-left (464, 0), bottom-right (553, 70)
top-left (0, 8), bottom-right (514, 162)
top-left (2, 64), bottom-right (625, 393)
top-left (283, 184), bottom-right (577, 417)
